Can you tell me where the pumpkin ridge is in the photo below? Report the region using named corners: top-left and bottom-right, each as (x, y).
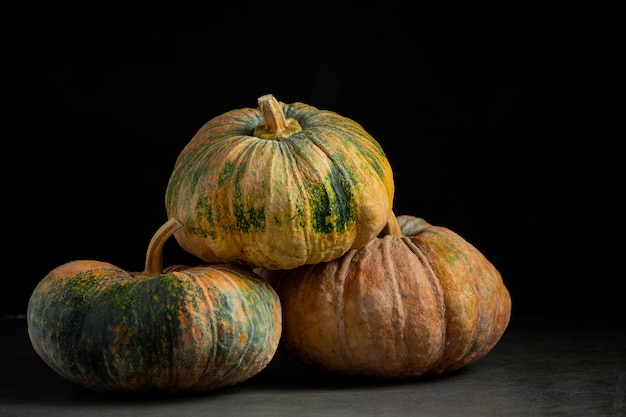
top-left (455, 265), bottom-right (497, 371)
top-left (300, 125), bottom-right (392, 243)
top-left (266, 142), bottom-right (311, 262)
top-left (177, 269), bottom-right (219, 385)
top-left (336, 248), bottom-right (359, 371)
top-left (200, 269), bottom-right (246, 387)
top-left (379, 237), bottom-right (410, 372)
top-left (308, 168), bottom-right (356, 235)
top-left (448, 231), bottom-right (503, 372)
top-left (405, 224), bottom-right (511, 375)
top-left (395, 237), bottom-right (447, 374)
top-left (450, 268), bottom-right (511, 372)
top-left (209, 265), bottom-right (281, 386)
top-left (307, 119), bottom-right (390, 183)
top-left (213, 268), bottom-right (259, 382)
top-left (283, 130), bottom-right (357, 237)
top-left (342, 253), bottom-right (368, 372)
top-left (406, 231), bottom-right (481, 374)
top-left (223, 138), bottom-right (267, 235)
top-left (197, 107), bottom-right (263, 140)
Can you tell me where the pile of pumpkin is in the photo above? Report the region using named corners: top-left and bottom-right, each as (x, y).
top-left (28, 94), bottom-right (511, 393)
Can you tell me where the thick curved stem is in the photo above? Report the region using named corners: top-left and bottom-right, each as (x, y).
top-left (258, 94), bottom-right (288, 134)
top-left (144, 218), bottom-right (184, 274)
top-left (254, 94), bottom-right (303, 140)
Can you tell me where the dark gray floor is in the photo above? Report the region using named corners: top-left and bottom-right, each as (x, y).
top-left (1, 314), bottom-right (624, 417)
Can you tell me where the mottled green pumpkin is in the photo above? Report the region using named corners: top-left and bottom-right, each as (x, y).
top-left (165, 94), bottom-right (395, 270)
top-left (27, 220), bottom-right (282, 393)
top-left (264, 213), bottom-right (511, 378)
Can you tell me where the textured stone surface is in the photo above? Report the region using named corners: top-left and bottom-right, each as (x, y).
top-left (1, 314), bottom-right (624, 417)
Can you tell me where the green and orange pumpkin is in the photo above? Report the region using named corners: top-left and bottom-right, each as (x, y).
top-left (27, 219), bottom-right (282, 393)
top-left (165, 94), bottom-right (395, 270)
top-left (263, 213), bottom-right (511, 378)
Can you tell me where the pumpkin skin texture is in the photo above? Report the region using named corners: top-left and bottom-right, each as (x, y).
top-left (264, 214), bottom-right (511, 378)
top-left (27, 261), bottom-right (282, 393)
top-left (165, 95), bottom-right (395, 270)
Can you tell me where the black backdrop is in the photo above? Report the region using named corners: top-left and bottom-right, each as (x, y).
top-left (6, 3), bottom-right (618, 318)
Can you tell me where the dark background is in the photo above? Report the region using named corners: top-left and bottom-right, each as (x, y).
top-left (5, 3), bottom-right (619, 318)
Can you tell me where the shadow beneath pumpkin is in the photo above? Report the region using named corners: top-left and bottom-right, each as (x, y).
top-left (4, 314), bottom-right (625, 416)
top-left (239, 345), bottom-right (468, 391)
top-left (0, 317), bottom-right (464, 407)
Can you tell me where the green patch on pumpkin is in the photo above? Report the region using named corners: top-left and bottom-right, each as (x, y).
top-left (229, 159), bottom-right (266, 234)
top-left (234, 204), bottom-right (265, 233)
top-left (218, 161), bottom-right (236, 187)
top-left (308, 165), bottom-right (356, 235)
top-left (194, 196), bottom-right (218, 239)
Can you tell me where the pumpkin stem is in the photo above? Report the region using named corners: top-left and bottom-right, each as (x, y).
top-left (144, 218), bottom-right (184, 274)
top-left (378, 210), bottom-right (404, 238)
top-left (254, 94), bottom-right (303, 140)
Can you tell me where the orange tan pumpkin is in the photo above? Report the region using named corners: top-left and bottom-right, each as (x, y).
top-left (263, 213), bottom-right (511, 378)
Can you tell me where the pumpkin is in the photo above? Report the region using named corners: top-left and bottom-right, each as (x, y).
top-left (263, 213), bottom-right (511, 378)
top-left (27, 219), bottom-right (282, 393)
top-left (165, 94), bottom-right (395, 270)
